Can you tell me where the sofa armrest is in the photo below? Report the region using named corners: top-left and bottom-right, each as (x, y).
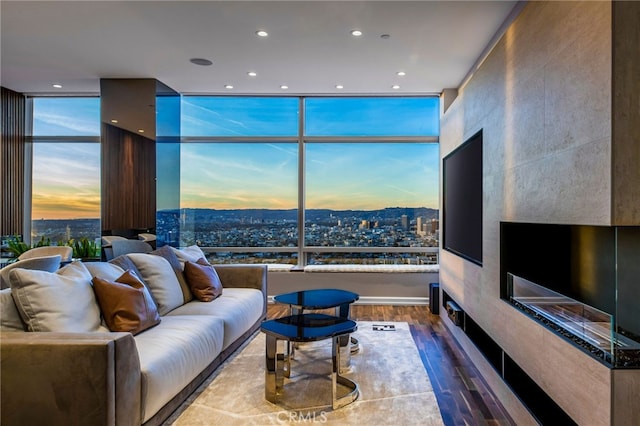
top-left (213, 264), bottom-right (268, 319)
top-left (1, 331), bottom-right (141, 426)
top-left (213, 264), bottom-right (267, 294)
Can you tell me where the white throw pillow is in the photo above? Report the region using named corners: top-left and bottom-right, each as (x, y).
top-left (171, 245), bottom-right (208, 266)
top-left (9, 261), bottom-right (103, 332)
top-left (127, 253), bottom-right (185, 315)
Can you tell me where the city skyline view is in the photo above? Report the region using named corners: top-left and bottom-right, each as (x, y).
top-left (30, 206), bottom-right (440, 265)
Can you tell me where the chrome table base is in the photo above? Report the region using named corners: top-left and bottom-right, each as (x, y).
top-left (265, 334), bottom-right (359, 410)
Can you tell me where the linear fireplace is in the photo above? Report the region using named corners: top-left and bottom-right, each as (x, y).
top-left (508, 273), bottom-right (640, 367)
top-left (500, 222), bottom-right (640, 368)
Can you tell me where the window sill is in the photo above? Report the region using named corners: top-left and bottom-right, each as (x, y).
top-left (264, 264), bottom-right (439, 273)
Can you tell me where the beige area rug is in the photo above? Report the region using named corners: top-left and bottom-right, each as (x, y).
top-left (166, 321), bottom-right (444, 425)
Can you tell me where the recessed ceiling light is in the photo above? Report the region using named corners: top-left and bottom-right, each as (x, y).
top-left (224, 84), bottom-right (234, 89)
top-left (396, 71), bottom-right (406, 77)
top-left (350, 29), bottom-right (363, 37)
top-left (392, 85), bottom-right (400, 90)
top-left (336, 85), bottom-right (344, 89)
top-left (247, 71), bottom-right (257, 77)
top-left (190, 58), bottom-right (213, 66)
top-left (138, 129), bottom-right (145, 133)
top-left (110, 119), bottom-right (118, 124)
top-left (256, 30), bottom-right (268, 37)
top-left (380, 34), bottom-right (391, 39)
top-left (280, 85), bottom-right (289, 90)
top-left (52, 84), bottom-right (62, 88)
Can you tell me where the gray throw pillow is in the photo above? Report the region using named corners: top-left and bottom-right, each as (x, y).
top-left (171, 245), bottom-right (208, 264)
top-left (84, 261), bottom-right (126, 282)
top-left (126, 253), bottom-right (186, 315)
top-left (150, 245), bottom-right (193, 304)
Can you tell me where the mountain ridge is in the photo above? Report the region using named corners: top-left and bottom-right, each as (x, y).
top-left (158, 207), bottom-right (438, 221)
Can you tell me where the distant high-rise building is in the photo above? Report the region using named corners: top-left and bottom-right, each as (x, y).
top-left (430, 219), bottom-right (439, 233)
top-left (401, 214), bottom-right (409, 230)
top-left (416, 217), bottom-right (425, 236)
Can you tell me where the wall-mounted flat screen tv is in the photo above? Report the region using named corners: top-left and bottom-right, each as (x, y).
top-left (443, 130), bottom-right (483, 265)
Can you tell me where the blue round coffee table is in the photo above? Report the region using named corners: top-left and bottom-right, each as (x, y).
top-left (274, 288), bottom-right (361, 359)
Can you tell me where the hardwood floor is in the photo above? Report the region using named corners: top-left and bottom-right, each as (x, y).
top-left (267, 304), bottom-right (516, 426)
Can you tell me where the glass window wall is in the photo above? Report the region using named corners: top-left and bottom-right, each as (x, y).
top-left (177, 96), bottom-right (439, 265)
top-left (28, 95), bottom-right (439, 266)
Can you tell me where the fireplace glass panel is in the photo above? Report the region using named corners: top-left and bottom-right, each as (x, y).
top-left (508, 273), bottom-right (640, 367)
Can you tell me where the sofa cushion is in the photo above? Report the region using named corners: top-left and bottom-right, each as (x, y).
top-left (92, 270), bottom-right (161, 335)
top-left (183, 259), bottom-right (223, 302)
top-left (126, 254), bottom-right (185, 315)
top-left (1, 288), bottom-right (25, 331)
top-left (8, 261), bottom-right (104, 332)
top-left (150, 245), bottom-right (193, 304)
top-left (167, 288), bottom-right (264, 349)
top-left (134, 315), bottom-right (224, 423)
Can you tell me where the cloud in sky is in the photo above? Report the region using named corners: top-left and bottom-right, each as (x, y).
top-left (180, 142), bottom-right (439, 211)
top-left (31, 143), bottom-right (101, 219)
top-left (33, 98), bottom-right (100, 136)
top-left (180, 143), bottom-right (298, 209)
top-left (181, 97), bottom-right (299, 137)
top-left (305, 143), bottom-right (439, 209)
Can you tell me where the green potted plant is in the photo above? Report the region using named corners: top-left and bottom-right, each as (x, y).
top-left (67, 237), bottom-right (100, 261)
top-left (6, 235), bottom-right (30, 258)
top-left (5, 235), bottom-right (52, 262)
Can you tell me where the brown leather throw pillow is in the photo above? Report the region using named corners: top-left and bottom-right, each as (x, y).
top-left (183, 258), bottom-right (223, 302)
top-left (92, 269), bottom-right (161, 335)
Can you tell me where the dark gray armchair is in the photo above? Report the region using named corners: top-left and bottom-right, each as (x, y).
top-left (0, 255), bottom-right (62, 289)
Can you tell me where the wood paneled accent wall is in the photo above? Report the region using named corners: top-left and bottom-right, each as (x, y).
top-left (101, 123), bottom-right (156, 231)
top-left (1, 87), bottom-right (25, 237)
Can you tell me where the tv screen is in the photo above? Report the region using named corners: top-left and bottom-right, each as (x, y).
top-left (443, 130), bottom-right (483, 265)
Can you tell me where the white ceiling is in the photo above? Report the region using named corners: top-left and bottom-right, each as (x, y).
top-left (1, 1), bottom-right (521, 96)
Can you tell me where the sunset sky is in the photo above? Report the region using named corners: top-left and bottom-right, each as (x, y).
top-left (31, 97), bottom-right (439, 219)
top-left (179, 142), bottom-right (439, 211)
top-left (32, 98), bottom-right (100, 219)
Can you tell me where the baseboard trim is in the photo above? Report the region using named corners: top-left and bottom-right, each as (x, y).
top-left (268, 295), bottom-right (429, 305)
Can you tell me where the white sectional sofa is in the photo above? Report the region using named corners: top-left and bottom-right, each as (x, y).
top-left (0, 245), bottom-right (267, 426)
